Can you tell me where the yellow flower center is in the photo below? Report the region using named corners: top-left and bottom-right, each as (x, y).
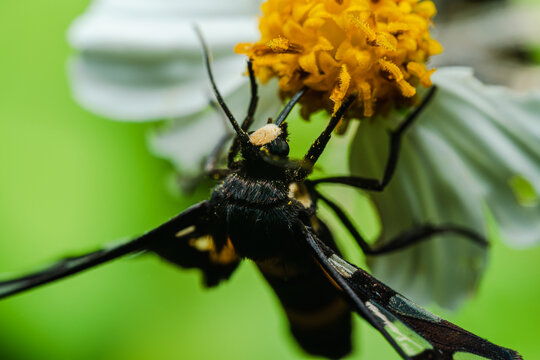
top-left (235, 0), bottom-right (442, 118)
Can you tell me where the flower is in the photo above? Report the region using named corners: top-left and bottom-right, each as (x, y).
top-left (235, 0), bottom-right (540, 309)
top-left (67, 0), bottom-right (540, 310)
top-left (235, 0), bottom-right (442, 118)
top-left (67, 0), bottom-right (282, 182)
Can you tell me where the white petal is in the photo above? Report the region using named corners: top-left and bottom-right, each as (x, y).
top-left (428, 68), bottom-right (540, 246)
top-left (148, 80), bottom-right (282, 177)
top-left (67, 0), bottom-right (263, 121)
top-left (69, 14), bottom-right (260, 57)
top-left (350, 67), bottom-right (540, 308)
top-left (68, 52), bottom-right (245, 121)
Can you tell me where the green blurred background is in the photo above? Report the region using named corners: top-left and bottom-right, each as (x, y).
top-left (0, 1), bottom-right (539, 359)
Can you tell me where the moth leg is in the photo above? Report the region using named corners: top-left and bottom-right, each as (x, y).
top-left (314, 189), bottom-right (487, 255)
top-left (309, 86), bottom-right (437, 191)
top-left (204, 131), bottom-right (232, 180)
top-left (294, 94), bottom-right (357, 181)
top-left (365, 224), bottom-right (487, 255)
top-left (227, 60), bottom-right (259, 166)
top-left (274, 86), bottom-right (308, 126)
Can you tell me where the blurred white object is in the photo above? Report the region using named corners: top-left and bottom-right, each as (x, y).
top-left (68, 0), bottom-right (265, 120)
top-left (148, 78), bottom-right (280, 182)
top-left (67, 0), bottom-right (281, 178)
top-left (432, 4), bottom-right (540, 89)
top-left (351, 68), bottom-right (540, 308)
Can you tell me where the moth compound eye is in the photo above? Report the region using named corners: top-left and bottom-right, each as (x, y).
top-left (266, 138), bottom-right (289, 157)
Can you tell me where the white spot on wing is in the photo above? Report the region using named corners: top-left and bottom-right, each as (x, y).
top-left (176, 225), bottom-right (196, 238)
top-left (189, 235), bottom-right (214, 251)
top-left (366, 300), bottom-right (433, 356)
top-left (328, 254), bottom-right (356, 278)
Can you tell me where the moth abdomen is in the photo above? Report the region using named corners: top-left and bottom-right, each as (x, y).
top-left (257, 254), bottom-right (352, 359)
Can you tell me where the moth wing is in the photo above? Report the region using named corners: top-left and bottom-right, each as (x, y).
top-left (301, 225), bottom-right (522, 360)
top-left (0, 201), bottom-right (210, 299)
top-left (150, 226), bottom-right (240, 288)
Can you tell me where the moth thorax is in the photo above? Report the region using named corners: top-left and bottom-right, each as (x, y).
top-left (249, 124), bottom-right (282, 146)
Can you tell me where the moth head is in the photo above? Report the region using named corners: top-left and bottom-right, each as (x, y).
top-left (249, 123), bottom-right (289, 158)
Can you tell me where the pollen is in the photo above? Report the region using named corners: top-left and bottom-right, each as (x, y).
top-left (250, 124), bottom-right (282, 146)
top-left (235, 0), bottom-right (442, 118)
top-left (267, 37), bottom-right (303, 54)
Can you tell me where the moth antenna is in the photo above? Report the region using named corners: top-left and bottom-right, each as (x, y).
top-left (275, 86), bottom-right (308, 126)
top-left (193, 25), bottom-right (249, 143)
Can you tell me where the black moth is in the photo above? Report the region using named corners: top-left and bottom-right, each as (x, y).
top-left (0, 30), bottom-right (522, 360)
